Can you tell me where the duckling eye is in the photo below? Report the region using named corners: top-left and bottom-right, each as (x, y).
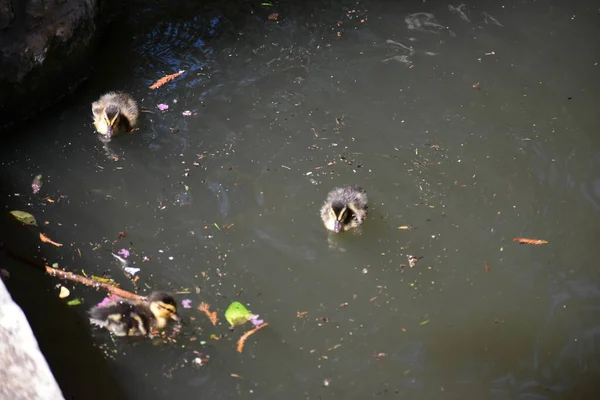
top-left (158, 303), bottom-right (176, 313)
top-left (329, 207), bottom-right (337, 218)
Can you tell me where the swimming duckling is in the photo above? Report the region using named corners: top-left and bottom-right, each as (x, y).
top-left (88, 292), bottom-right (181, 337)
top-left (320, 186), bottom-right (368, 233)
top-left (91, 91), bottom-right (139, 139)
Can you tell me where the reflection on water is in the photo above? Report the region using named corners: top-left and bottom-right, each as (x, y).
top-left (1, 0), bottom-right (600, 398)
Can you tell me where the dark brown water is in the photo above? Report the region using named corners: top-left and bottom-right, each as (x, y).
top-left (1, 0), bottom-right (600, 399)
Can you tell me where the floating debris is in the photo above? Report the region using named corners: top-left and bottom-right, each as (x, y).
top-left (513, 237), bottom-right (548, 245)
top-left (118, 248), bottom-right (130, 258)
top-left (58, 286), bottom-right (70, 299)
top-left (10, 210), bottom-right (37, 226)
top-left (40, 233), bottom-right (62, 247)
top-left (408, 255), bottom-right (422, 268)
top-left (181, 299), bottom-right (193, 309)
top-left (32, 175), bottom-right (43, 194)
top-left (149, 70), bottom-right (185, 90)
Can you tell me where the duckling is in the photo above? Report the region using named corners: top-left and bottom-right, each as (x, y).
top-left (320, 186), bottom-right (368, 233)
top-left (91, 91), bottom-right (139, 139)
top-left (88, 292), bottom-right (181, 337)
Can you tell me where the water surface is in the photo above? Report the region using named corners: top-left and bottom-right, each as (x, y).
top-left (1, 0), bottom-right (600, 399)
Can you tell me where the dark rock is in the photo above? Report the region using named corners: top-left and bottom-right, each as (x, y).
top-left (0, 0), bottom-right (122, 132)
top-left (0, 0), bottom-right (14, 30)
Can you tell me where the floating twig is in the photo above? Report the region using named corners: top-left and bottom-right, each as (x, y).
top-left (149, 71), bottom-right (185, 90)
top-left (39, 232), bottom-right (62, 247)
top-left (512, 238), bottom-right (548, 245)
top-left (237, 322), bottom-right (268, 353)
top-left (2, 246), bottom-right (143, 301)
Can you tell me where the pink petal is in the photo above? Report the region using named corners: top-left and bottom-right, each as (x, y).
top-left (157, 103), bottom-right (169, 111)
top-left (181, 299), bottom-right (192, 308)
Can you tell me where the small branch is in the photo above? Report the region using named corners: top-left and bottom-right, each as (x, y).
top-left (1, 245), bottom-right (143, 301)
top-left (237, 323), bottom-right (269, 353)
top-left (44, 266), bottom-right (143, 301)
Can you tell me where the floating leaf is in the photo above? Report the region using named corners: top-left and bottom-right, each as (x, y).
top-left (225, 301), bottom-right (252, 327)
top-left (66, 298), bottom-right (83, 306)
top-left (91, 275), bottom-right (119, 286)
top-left (10, 210), bottom-right (37, 226)
top-left (58, 286), bottom-right (70, 298)
top-left (419, 319), bottom-right (430, 325)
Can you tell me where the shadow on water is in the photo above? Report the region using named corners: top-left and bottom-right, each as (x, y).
top-left (0, 196), bottom-right (126, 399)
top-left (2, 0), bottom-right (600, 398)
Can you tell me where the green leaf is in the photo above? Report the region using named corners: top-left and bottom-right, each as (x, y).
top-left (10, 210), bottom-right (37, 226)
top-left (225, 301), bottom-right (252, 327)
top-left (419, 319), bottom-right (430, 325)
top-left (91, 275), bottom-right (119, 286)
top-left (214, 223), bottom-right (221, 231)
top-left (66, 298), bottom-right (83, 306)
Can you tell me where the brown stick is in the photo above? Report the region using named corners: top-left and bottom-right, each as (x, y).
top-left (237, 323), bottom-right (269, 353)
top-left (44, 266), bottom-right (143, 301)
top-left (2, 246), bottom-right (143, 301)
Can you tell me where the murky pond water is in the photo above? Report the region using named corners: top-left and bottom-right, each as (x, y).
top-left (2, 0), bottom-right (600, 398)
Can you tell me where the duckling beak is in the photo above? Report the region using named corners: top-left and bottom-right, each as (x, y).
top-left (171, 313), bottom-right (182, 323)
top-left (106, 125), bottom-right (113, 138)
top-left (333, 220), bottom-right (342, 233)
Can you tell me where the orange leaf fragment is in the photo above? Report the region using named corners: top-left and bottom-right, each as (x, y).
top-left (39, 233), bottom-right (63, 247)
top-left (149, 70), bottom-right (185, 90)
top-left (237, 322), bottom-right (268, 353)
top-left (512, 238), bottom-right (548, 245)
top-left (198, 302), bottom-right (218, 325)
top-left (268, 13), bottom-right (279, 21)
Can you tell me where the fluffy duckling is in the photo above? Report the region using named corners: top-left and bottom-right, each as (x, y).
top-left (88, 292), bottom-right (181, 337)
top-left (91, 91), bottom-right (139, 139)
top-left (320, 186), bottom-right (368, 233)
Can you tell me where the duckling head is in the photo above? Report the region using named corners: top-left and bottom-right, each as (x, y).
top-left (329, 201), bottom-right (349, 233)
top-left (102, 103), bottom-right (121, 138)
top-left (148, 292), bottom-right (182, 324)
